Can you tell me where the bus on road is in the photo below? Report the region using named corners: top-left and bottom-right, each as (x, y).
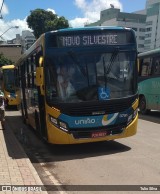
top-left (138, 48), bottom-right (160, 114)
top-left (16, 26), bottom-right (138, 144)
top-left (1, 65), bottom-right (21, 108)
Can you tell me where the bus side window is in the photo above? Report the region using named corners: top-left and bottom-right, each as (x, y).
top-left (152, 58), bottom-right (160, 75)
top-left (140, 58), bottom-right (151, 76)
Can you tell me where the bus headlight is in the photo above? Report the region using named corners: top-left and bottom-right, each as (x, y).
top-left (59, 121), bottom-right (68, 132)
top-left (127, 108), bottom-right (138, 125)
top-left (50, 116), bottom-right (58, 125)
top-left (133, 108), bottom-right (138, 119)
top-left (7, 94), bottom-right (17, 98)
top-left (127, 114), bottom-right (133, 124)
top-left (49, 115), bottom-right (68, 132)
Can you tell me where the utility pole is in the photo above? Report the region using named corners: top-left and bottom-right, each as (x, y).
top-left (0, 0), bottom-right (4, 19)
top-left (0, 26), bottom-right (19, 40)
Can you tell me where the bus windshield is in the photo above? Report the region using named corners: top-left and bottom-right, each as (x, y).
top-left (3, 69), bottom-right (18, 92)
top-left (45, 50), bottom-right (136, 104)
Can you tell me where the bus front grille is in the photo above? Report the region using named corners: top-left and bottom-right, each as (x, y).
top-left (59, 95), bottom-right (137, 116)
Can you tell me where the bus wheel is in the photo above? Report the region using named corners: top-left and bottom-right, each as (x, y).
top-left (139, 96), bottom-right (150, 114)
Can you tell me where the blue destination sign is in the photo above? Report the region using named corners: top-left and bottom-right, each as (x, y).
top-left (56, 32), bottom-right (131, 47)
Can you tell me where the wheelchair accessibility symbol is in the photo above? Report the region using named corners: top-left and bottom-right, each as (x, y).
top-left (98, 87), bottom-right (110, 100)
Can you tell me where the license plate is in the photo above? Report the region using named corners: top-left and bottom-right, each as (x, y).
top-left (91, 131), bottom-right (107, 138)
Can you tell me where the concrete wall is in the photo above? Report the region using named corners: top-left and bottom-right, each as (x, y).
top-left (0, 45), bottom-right (22, 63)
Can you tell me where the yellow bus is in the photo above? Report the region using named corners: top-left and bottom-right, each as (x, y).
top-left (1, 65), bottom-right (21, 108)
top-left (16, 26), bottom-right (138, 144)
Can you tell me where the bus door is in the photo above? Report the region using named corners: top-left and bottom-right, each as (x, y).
top-left (24, 57), bottom-right (39, 128)
top-left (35, 54), bottom-right (48, 140)
top-left (152, 57), bottom-right (160, 110)
top-left (139, 57), bottom-right (158, 110)
top-left (25, 59), bottom-right (33, 124)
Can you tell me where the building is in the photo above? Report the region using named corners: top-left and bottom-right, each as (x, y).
top-left (21, 30), bottom-right (36, 54)
top-left (144, 0), bottom-right (160, 50)
top-left (0, 30), bottom-right (36, 63)
top-left (0, 44), bottom-right (21, 63)
top-left (86, 8), bottom-right (146, 53)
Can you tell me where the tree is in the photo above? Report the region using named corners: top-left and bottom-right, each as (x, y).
top-left (27, 9), bottom-right (69, 39)
top-left (0, 53), bottom-right (13, 67)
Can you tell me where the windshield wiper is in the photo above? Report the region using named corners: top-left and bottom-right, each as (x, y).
top-left (105, 48), bottom-right (119, 75)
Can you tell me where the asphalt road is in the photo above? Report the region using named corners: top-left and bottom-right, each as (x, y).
top-left (4, 110), bottom-right (160, 194)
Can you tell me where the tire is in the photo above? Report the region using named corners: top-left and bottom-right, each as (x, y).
top-left (139, 96), bottom-right (150, 115)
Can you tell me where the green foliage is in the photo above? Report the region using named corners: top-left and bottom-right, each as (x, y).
top-left (27, 9), bottom-right (69, 39)
top-left (0, 53), bottom-right (13, 67)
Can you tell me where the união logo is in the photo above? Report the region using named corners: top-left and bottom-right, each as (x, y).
top-left (75, 118), bottom-right (96, 125)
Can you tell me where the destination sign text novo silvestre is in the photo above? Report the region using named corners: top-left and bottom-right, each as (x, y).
top-left (58, 34), bottom-right (120, 47)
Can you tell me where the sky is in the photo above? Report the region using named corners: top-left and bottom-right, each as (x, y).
top-left (0, 0), bottom-right (147, 40)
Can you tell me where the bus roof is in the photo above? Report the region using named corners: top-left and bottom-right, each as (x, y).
top-left (138, 47), bottom-right (160, 58)
top-left (1, 65), bottom-right (15, 70)
top-left (46, 26), bottom-right (133, 34)
top-left (16, 26), bottom-right (135, 66)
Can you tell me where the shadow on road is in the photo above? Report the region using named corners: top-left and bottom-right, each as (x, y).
top-left (138, 110), bottom-right (160, 124)
top-left (2, 116), bottom-right (28, 160)
top-left (27, 139), bottom-right (131, 164)
top-left (44, 140), bottom-right (131, 162)
top-left (5, 105), bottom-right (19, 111)
top-left (4, 114), bottom-right (131, 162)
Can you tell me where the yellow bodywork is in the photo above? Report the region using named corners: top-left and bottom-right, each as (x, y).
top-left (45, 99), bottom-right (138, 144)
top-left (1, 65), bottom-right (21, 106)
top-left (4, 90), bottom-right (21, 106)
top-left (1, 65), bottom-right (15, 70)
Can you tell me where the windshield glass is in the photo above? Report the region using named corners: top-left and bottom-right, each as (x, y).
top-left (3, 69), bottom-right (18, 92)
top-left (45, 50), bottom-right (136, 104)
